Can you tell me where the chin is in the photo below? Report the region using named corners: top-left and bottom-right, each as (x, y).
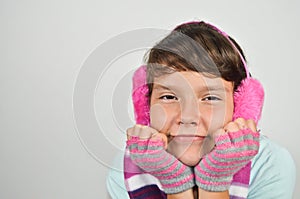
top-left (178, 154), bottom-right (201, 166)
top-left (167, 143), bottom-right (203, 166)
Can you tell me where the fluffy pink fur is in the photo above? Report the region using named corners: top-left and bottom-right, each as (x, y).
top-left (132, 66), bottom-right (264, 126)
top-left (233, 78), bottom-right (264, 124)
top-left (132, 65), bottom-right (150, 125)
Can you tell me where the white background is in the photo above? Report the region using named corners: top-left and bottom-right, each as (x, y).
top-left (1, 0), bottom-right (299, 198)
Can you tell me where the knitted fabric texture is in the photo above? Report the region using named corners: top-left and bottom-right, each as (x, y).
top-left (195, 129), bottom-right (260, 191)
top-left (127, 137), bottom-right (195, 194)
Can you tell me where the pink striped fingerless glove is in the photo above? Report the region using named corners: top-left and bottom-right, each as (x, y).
top-left (195, 129), bottom-right (259, 192)
top-left (127, 137), bottom-right (195, 194)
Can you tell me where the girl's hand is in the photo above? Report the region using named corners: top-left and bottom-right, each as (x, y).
top-left (194, 117), bottom-right (260, 192)
top-left (126, 124), bottom-right (195, 194)
top-left (223, 117), bottom-right (257, 135)
top-left (126, 124), bottom-right (168, 149)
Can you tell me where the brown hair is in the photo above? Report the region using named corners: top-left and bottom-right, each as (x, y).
top-left (146, 21), bottom-right (247, 98)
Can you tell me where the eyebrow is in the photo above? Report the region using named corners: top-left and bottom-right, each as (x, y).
top-left (152, 84), bottom-right (172, 91)
top-left (152, 84), bottom-right (232, 93)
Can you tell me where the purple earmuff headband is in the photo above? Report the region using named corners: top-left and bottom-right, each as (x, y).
top-left (205, 22), bottom-right (250, 78)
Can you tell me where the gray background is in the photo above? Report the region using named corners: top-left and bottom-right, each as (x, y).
top-left (1, 0), bottom-right (299, 198)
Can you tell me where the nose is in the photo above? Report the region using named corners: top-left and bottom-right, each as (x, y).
top-left (178, 97), bottom-right (200, 126)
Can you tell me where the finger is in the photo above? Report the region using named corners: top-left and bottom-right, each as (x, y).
top-left (234, 117), bottom-right (247, 129)
top-left (136, 125), bottom-right (156, 139)
top-left (151, 133), bottom-right (168, 149)
top-left (224, 121), bottom-right (240, 133)
top-left (128, 125), bottom-right (159, 140)
top-left (126, 127), bottom-right (135, 140)
top-left (245, 119), bottom-right (257, 132)
top-left (127, 125), bottom-right (147, 140)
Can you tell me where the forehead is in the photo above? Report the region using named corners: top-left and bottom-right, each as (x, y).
top-left (153, 71), bottom-right (233, 92)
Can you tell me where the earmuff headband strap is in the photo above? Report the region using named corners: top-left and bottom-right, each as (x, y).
top-left (205, 22), bottom-right (250, 78)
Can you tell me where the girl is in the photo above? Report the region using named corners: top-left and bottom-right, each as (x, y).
top-left (107, 21), bottom-right (296, 199)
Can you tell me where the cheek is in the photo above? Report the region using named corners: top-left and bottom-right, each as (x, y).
top-left (211, 108), bottom-right (226, 126)
top-left (150, 104), bottom-right (168, 132)
top-left (206, 104), bottom-right (233, 132)
top-left (200, 107), bottom-right (220, 133)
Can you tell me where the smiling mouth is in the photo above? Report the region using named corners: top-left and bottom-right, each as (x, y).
top-left (169, 135), bottom-right (206, 142)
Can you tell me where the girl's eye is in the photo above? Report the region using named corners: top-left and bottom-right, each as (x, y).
top-left (202, 96), bottom-right (221, 101)
top-left (159, 95), bottom-right (178, 101)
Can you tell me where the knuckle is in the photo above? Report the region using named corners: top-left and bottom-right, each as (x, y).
top-left (126, 127), bottom-right (133, 134)
top-left (235, 117), bottom-right (245, 123)
top-left (246, 119), bottom-right (256, 126)
top-left (246, 120), bottom-right (257, 131)
top-left (225, 122), bottom-right (239, 132)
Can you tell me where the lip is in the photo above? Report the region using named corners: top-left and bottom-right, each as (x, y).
top-left (169, 135), bottom-right (206, 143)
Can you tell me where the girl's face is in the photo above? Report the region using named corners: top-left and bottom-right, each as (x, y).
top-left (150, 71), bottom-right (234, 166)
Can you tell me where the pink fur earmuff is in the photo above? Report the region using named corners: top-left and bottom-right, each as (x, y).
top-left (132, 65), bottom-right (150, 126)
